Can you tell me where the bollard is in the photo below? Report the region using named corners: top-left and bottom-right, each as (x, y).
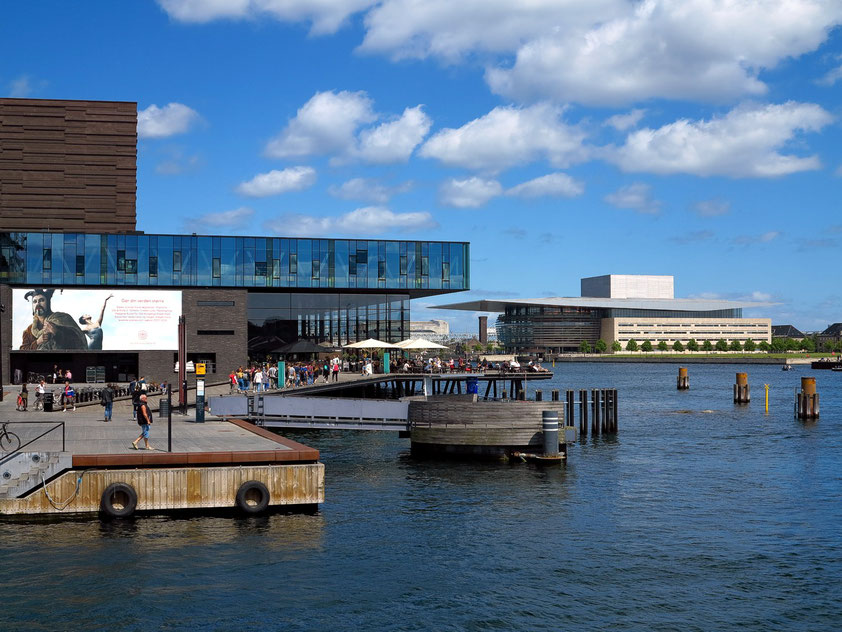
top-left (551, 389), bottom-right (559, 402)
top-left (796, 376), bottom-right (819, 419)
top-left (518, 390), bottom-right (526, 401)
top-left (734, 372), bottom-right (750, 404)
top-left (677, 367), bottom-right (689, 390)
top-left (535, 389), bottom-right (543, 401)
top-left (501, 389), bottom-right (508, 400)
top-left (542, 411), bottom-right (559, 457)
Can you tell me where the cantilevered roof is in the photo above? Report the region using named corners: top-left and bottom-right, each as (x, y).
top-left (432, 296), bottom-right (773, 313)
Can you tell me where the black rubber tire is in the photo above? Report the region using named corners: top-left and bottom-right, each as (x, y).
top-left (100, 482), bottom-right (138, 518)
top-left (236, 480), bottom-right (271, 514)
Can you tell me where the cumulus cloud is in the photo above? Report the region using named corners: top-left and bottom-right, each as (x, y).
top-left (264, 206), bottom-right (437, 237)
top-left (328, 177), bottom-right (412, 203)
top-left (187, 206), bottom-right (254, 230)
top-left (485, 1), bottom-right (842, 105)
top-left (605, 109), bottom-right (645, 131)
top-left (733, 231), bottom-right (781, 245)
top-left (7, 75), bottom-right (44, 97)
top-left (506, 173), bottom-right (584, 198)
top-left (420, 103), bottom-right (586, 173)
top-left (609, 102), bottom-right (832, 178)
top-left (670, 230), bottom-right (715, 245)
top-left (235, 166), bottom-right (317, 197)
top-left (156, 152), bottom-right (202, 175)
top-left (138, 103), bottom-right (201, 139)
top-left (439, 177), bottom-right (503, 208)
top-left (157, 0), bottom-right (376, 35)
top-left (693, 199), bottom-right (730, 217)
top-left (265, 91), bottom-right (429, 164)
top-left (604, 182), bottom-right (661, 214)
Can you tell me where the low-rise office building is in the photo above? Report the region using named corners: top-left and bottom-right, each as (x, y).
top-left (435, 274), bottom-right (771, 355)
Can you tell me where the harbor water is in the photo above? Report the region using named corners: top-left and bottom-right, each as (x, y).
top-left (2, 362), bottom-right (841, 630)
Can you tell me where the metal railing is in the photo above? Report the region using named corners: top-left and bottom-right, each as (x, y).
top-left (0, 421), bottom-right (65, 467)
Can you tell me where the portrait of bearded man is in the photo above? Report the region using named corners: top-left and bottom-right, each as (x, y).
top-left (19, 289), bottom-right (88, 350)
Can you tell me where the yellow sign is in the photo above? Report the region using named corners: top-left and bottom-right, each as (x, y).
top-left (196, 363), bottom-right (206, 376)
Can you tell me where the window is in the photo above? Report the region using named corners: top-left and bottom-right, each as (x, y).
top-left (273, 259), bottom-right (280, 279)
top-left (212, 257), bottom-right (220, 279)
top-left (43, 249), bottom-right (52, 270)
top-left (125, 259), bottom-right (137, 274)
top-left (149, 256), bottom-right (158, 277)
top-left (349, 254), bottom-right (356, 276)
top-left (312, 259), bottom-right (320, 280)
top-left (197, 300), bottom-right (235, 306)
top-left (421, 256), bottom-right (429, 275)
top-left (400, 255), bottom-right (407, 275)
top-left (76, 255), bottom-right (85, 276)
top-left (117, 249), bottom-right (126, 272)
top-left (173, 251), bottom-right (182, 272)
top-left (289, 253), bottom-right (297, 274)
top-left (378, 259), bottom-right (386, 280)
top-left (442, 261), bottom-right (450, 281)
top-left (255, 261), bottom-right (267, 277)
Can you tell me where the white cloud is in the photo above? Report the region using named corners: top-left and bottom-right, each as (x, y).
top-left (816, 61), bottom-right (842, 86)
top-left (156, 153), bottom-right (202, 175)
top-left (236, 166), bottom-right (317, 197)
top-left (605, 182), bottom-right (661, 214)
top-left (733, 230), bottom-right (780, 245)
top-left (610, 102), bottom-right (832, 177)
top-left (265, 91), bottom-right (429, 164)
top-left (693, 199), bottom-right (730, 217)
top-left (605, 109), bottom-right (645, 131)
top-left (157, 0), bottom-right (376, 35)
top-left (138, 103), bottom-right (201, 139)
top-left (485, 1), bottom-right (842, 105)
top-left (265, 90), bottom-right (375, 159)
top-left (420, 103), bottom-right (586, 173)
top-left (328, 178), bottom-right (412, 203)
top-left (188, 206), bottom-right (254, 230)
top-left (264, 206), bottom-right (437, 236)
top-left (439, 177), bottom-right (503, 208)
top-left (354, 106), bottom-right (431, 164)
top-left (506, 173), bottom-right (584, 198)
top-left (8, 75), bottom-right (32, 97)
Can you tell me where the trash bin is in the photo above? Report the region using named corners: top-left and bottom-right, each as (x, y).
top-left (43, 392), bottom-right (54, 412)
top-left (466, 377), bottom-right (478, 395)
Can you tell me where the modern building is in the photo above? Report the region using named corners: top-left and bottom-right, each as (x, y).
top-left (409, 319), bottom-right (450, 337)
top-left (434, 274), bottom-right (771, 355)
top-left (0, 98), bottom-right (469, 383)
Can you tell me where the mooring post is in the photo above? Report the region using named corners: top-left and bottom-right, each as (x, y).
top-left (551, 389), bottom-right (559, 402)
top-left (796, 376), bottom-right (819, 419)
top-left (591, 388), bottom-right (600, 435)
top-left (580, 389), bottom-right (588, 437)
top-left (535, 389), bottom-right (543, 401)
top-left (502, 389), bottom-right (508, 400)
top-left (542, 410), bottom-right (560, 457)
top-left (601, 389), bottom-right (609, 433)
top-left (612, 389), bottom-right (618, 432)
top-left (677, 367), bottom-right (689, 390)
top-left (734, 372), bottom-right (750, 404)
top-left (518, 390), bottom-right (526, 401)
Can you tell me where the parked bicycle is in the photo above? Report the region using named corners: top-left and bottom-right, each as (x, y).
top-left (0, 422), bottom-right (21, 453)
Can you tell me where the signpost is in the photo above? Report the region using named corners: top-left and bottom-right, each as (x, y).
top-left (195, 362), bottom-right (205, 423)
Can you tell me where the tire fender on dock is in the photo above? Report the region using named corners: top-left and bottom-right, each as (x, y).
top-left (100, 482), bottom-right (138, 518)
top-left (236, 480), bottom-right (270, 514)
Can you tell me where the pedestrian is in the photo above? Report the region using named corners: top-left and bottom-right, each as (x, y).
top-left (229, 369), bottom-right (237, 393)
top-left (100, 383), bottom-right (114, 422)
top-left (254, 367), bottom-right (264, 392)
top-left (131, 381), bottom-right (142, 419)
top-left (131, 393), bottom-right (154, 450)
top-left (62, 381), bottom-right (76, 411)
top-left (35, 380), bottom-right (46, 411)
top-left (287, 364), bottom-right (295, 388)
top-left (331, 357), bottom-right (340, 382)
top-left (268, 364), bottom-right (277, 389)
top-left (17, 383), bottom-right (28, 411)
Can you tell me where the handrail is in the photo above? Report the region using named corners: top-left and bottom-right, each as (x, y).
top-left (0, 421), bottom-right (65, 467)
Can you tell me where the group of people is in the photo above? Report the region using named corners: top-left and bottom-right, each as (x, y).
top-left (229, 358), bottom-right (344, 392)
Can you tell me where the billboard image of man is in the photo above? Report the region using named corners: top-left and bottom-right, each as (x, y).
top-left (19, 289), bottom-right (88, 350)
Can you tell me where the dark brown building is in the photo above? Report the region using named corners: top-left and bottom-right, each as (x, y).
top-left (0, 98), bottom-right (137, 233)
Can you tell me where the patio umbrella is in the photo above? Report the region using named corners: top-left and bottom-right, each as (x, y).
top-left (343, 338), bottom-right (401, 349)
top-left (395, 338), bottom-right (449, 350)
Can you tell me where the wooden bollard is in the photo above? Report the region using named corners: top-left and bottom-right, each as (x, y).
top-left (796, 376), bottom-right (819, 419)
top-left (518, 390), bottom-right (526, 401)
top-left (551, 389), bottom-right (559, 402)
top-left (501, 389), bottom-right (508, 400)
top-left (734, 372), bottom-right (750, 403)
top-left (535, 390), bottom-right (543, 401)
top-left (579, 388), bottom-right (588, 437)
top-left (677, 367), bottom-right (689, 390)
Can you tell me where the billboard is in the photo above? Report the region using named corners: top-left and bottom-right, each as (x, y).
top-left (13, 289), bottom-right (182, 351)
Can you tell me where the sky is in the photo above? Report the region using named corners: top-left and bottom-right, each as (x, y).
top-left (2, 0), bottom-right (842, 333)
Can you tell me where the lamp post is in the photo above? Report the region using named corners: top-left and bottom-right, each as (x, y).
top-left (0, 302), bottom-right (5, 402)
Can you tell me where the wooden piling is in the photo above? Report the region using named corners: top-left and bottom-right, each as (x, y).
top-left (535, 390), bottom-right (543, 401)
top-left (551, 389), bottom-right (559, 402)
top-left (579, 389), bottom-right (588, 437)
top-left (677, 367), bottom-right (689, 390)
top-left (796, 376), bottom-right (819, 419)
top-left (734, 372), bottom-right (750, 404)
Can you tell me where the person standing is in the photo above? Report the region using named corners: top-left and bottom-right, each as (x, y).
top-left (63, 381), bottom-right (76, 412)
top-left (131, 394), bottom-right (154, 450)
top-left (35, 380), bottom-right (46, 411)
top-left (17, 384), bottom-right (28, 411)
top-left (100, 383), bottom-right (114, 422)
top-left (131, 382), bottom-right (142, 420)
top-left (268, 364), bottom-right (277, 389)
top-left (331, 357), bottom-right (340, 382)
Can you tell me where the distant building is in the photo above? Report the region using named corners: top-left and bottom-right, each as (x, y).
top-left (410, 319), bottom-right (450, 337)
top-left (772, 325), bottom-right (805, 339)
top-left (817, 323), bottom-right (842, 346)
top-left (434, 274), bottom-right (772, 355)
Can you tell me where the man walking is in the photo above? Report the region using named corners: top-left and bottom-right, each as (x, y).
top-left (131, 393), bottom-right (154, 450)
top-left (100, 383), bottom-right (114, 422)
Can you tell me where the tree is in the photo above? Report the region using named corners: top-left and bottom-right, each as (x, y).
top-left (626, 339), bottom-right (639, 352)
top-left (472, 344), bottom-right (483, 352)
top-left (641, 340), bottom-right (653, 352)
top-left (770, 338), bottom-right (786, 353)
top-left (729, 339), bottom-right (742, 352)
top-left (743, 338), bottom-right (756, 352)
top-left (784, 337), bottom-right (801, 352)
top-left (611, 341), bottom-right (622, 352)
top-left (595, 339), bottom-right (607, 354)
top-left (657, 340), bottom-right (668, 351)
top-left (758, 340), bottom-right (771, 352)
top-left (673, 340), bottom-right (684, 352)
top-left (702, 340), bottom-right (714, 352)
top-left (715, 339), bottom-right (728, 352)
top-left (800, 338), bottom-right (816, 353)
top-left (579, 340), bottom-right (591, 354)
top-left (687, 338), bottom-right (699, 352)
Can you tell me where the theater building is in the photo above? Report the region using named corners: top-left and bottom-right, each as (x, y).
top-left (435, 274), bottom-right (771, 355)
top-left (0, 97), bottom-right (469, 383)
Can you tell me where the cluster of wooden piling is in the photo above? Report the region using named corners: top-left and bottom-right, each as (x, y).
top-left (677, 367), bottom-right (689, 390)
top-left (795, 377), bottom-right (819, 419)
top-left (563, 389), bottom-right (618, 436)
top-left (734, 372), bottom-right (750, 404)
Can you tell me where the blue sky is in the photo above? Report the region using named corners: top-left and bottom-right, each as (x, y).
top-left (2, 1), bottom-right (841, 333)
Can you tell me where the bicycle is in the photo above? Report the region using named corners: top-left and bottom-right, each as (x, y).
top-left (0, 422), bottom-right (21, 453)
